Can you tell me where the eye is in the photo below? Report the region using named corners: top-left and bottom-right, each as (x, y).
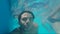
top-left (22, 18), bottom-right (27, 21)
top-left (29, 17), bottom-right (33, 20)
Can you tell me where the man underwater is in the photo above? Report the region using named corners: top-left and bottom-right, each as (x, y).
top-left (10, 11), bottom-right (38, 34)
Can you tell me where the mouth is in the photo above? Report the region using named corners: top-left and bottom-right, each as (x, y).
top-left (24, 23), bottom-right (30, 27)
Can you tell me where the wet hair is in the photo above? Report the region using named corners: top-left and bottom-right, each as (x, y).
top-left (18, 11), bottom-right (35, 22)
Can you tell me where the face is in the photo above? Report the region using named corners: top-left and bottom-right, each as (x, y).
top-left (20, 12), bottom-right (34, 27)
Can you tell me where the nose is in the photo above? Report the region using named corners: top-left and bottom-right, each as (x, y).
top-left (26, 19), bottom-right (30, 23)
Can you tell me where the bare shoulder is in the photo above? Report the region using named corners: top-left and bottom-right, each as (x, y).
top-left (33, 23), bottom-right (38, 28)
